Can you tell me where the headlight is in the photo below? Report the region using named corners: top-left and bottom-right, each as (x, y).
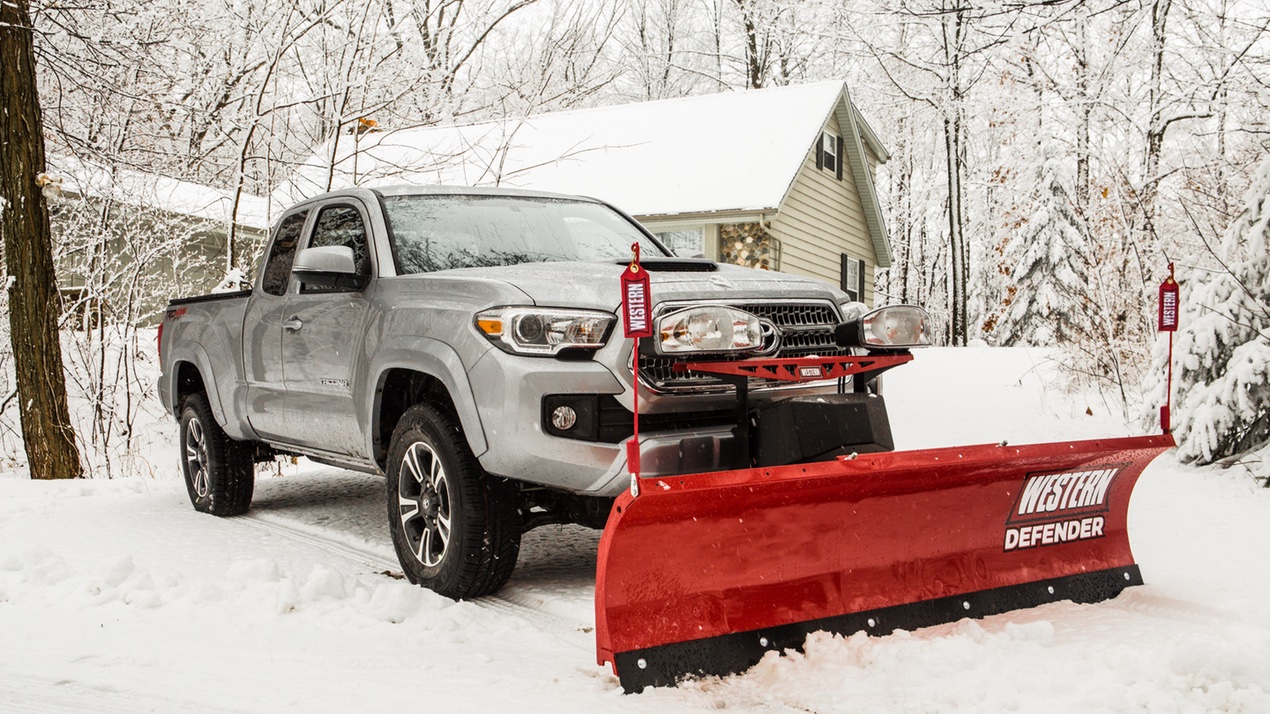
top-left (475, 307), bottom-right (614, 356)
top-left (655, 306), bottom-right (762, 354)
top-left (835, 305), bottom-right (932, 349)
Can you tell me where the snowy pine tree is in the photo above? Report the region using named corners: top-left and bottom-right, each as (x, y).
top-left (1172, 155), bottom-right (1270, 466)
top-left (998, 159), bottom-right (1095, 346)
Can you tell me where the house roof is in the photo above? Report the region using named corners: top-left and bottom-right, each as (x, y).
top-left (272, 81), bottom-right (891, 264)
top-left (49, 155), bottom-right (271, 232)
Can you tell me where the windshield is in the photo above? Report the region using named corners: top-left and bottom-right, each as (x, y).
top-left (381, 194), bottom-right (666, 274)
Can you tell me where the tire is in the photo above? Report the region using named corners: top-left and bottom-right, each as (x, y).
top-left (386, 402), bottom-right (521, 599)
top-left (179, 393), bottom-right (254, 516)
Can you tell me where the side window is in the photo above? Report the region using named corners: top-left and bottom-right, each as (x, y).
top-left (261, 210), bottom-right (309, 296)
top-left (301, 205), bottom-right (371, 293)
top-left (817, 131), bottom-right (843, 180)
top-left (840, 253), bottom-right (864, 302)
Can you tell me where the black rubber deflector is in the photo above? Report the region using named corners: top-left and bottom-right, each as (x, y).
top-left (614, 565), bottom-right (1143, 693)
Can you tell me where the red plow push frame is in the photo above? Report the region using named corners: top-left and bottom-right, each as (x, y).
top-left (595, 355), bottom-right (1174, 692)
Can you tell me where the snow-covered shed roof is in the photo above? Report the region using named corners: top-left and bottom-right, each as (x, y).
top-left (49, 155), bottom-right (271, 232)
top-left (272, 81), bottom-right (889, 253)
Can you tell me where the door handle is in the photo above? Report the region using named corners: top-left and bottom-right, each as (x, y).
top-left (283, 316), bottom-right (304, 332)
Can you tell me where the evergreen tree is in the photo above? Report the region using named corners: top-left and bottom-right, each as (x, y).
top-left (998, 158), bottom-right (1095, 346)
top-left (1172, 156), bottom-right (1270, 466)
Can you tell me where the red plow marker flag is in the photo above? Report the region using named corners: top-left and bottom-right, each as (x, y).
top-left (621, 244), bottom-right (652, 481)
top-left (1159, 263), bottom-right (1180, 432)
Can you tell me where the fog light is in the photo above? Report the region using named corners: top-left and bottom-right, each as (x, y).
top-left (551, 406), bottom-right (578, 430)
top-left (655, 306), bottom-right (762, 354)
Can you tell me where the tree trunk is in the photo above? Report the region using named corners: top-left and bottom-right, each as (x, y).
top-left (1073, 5), bottom-right (1091, 209)
top-left (1, 0), bottom-right (84, 480)
top-left (942, 2), bottom-right (969, 346)
top-left (1141, 0), bottom-right (1172, 235)
top-left (734, 0), bottom-right (765, 89)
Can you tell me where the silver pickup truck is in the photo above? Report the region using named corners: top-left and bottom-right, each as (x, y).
top-left (159, 185), bottom-right (905, 599)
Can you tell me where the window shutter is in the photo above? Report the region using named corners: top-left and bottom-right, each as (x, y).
top-left (858, 259), bottom-right (867, 304)
top-left (835, 135), bottom-right (844, 181)
top-left (816, 132), bottom-right (824, 170)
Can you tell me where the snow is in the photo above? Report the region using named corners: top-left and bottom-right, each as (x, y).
top-left (212, 268), bottom-right (251, 293)
top-left (272, 81), bottom-right (861, 219)
top-left (3, 346), bottom-right (1270, 712)
top-left (47, 154), bottom-right (272, 232)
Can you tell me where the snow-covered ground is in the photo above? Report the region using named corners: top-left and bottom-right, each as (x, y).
top-left (2, 347), bottom-right (1268, 712)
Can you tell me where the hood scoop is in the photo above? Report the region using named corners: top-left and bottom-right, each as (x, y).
top-left (615, 257), bottom-right (718, 272)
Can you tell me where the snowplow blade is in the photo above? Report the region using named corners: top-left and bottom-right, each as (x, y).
top-left (596, 434), bottom-right (1174, 692)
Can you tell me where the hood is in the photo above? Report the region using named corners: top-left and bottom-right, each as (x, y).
top-left (439, 260), bottom-right (843, 313)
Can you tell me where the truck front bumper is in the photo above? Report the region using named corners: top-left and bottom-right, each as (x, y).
top-left (467, 347), bottom-right (746, 498)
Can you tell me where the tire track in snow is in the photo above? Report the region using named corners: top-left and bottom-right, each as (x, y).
top-left (0, 672), bottom-right (250, 714)
top-left (238, 511), bottom-right (591, 642)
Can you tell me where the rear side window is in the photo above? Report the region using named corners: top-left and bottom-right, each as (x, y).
top-left (261, 210), bottom-right (309, 296)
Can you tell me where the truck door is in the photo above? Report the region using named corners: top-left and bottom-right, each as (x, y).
top-left (243, 209), bottom-right (309, 441)
top-left (280, 202), bottom-right (374, 456)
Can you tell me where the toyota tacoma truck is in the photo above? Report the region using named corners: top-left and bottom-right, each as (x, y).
top-left (158, 185), bottom-right (921, 599)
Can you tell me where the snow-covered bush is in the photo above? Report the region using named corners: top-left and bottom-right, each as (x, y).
top-left (1170, 156), bottom-right (1270, 467)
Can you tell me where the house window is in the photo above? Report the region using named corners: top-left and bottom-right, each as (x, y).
top-left (840, 253), bottom-right (865, 302)
top-left (654, 228), bottom-right (704, 256)
top-left (817, 131), bottom-right (844, 180)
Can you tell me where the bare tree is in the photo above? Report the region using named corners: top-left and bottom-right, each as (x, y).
top-left (621, 0), bottom-right (695, 100)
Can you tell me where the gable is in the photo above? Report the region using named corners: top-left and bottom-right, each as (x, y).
top-left (767, 87), bottom-right (891, 270)
top-left (769, 112), bottom-right (878, 297)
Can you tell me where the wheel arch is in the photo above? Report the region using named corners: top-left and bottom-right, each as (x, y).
top-left (368, 340), bottom-right (488, 471)
top-left (168, 348), bottom-right (228, 427)
top-left (174, 360), bottom-right (207, 411)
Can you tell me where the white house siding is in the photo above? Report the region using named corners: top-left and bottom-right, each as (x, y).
top-left (863, 141), bottom-right (881, 179)
top-left (769, 117), bottom-right (877, 305)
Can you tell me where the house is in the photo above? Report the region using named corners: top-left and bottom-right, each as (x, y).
top-left (46, 155), bottom-right (271, 320)
top-left (272, 80), bottom-right (891, 304)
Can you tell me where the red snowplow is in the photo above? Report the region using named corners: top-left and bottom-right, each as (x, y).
top-left (595, 310), bottom-right (1173, 692)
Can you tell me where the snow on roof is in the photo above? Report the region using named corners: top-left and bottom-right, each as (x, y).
top-left (49, 155), bottom-right (271, 232)
top-left (273, 81), bottom-right (879, 219)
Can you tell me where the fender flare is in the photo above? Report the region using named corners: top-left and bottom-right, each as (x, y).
top-left (167, 345), bottom-right (230, 429)
top-left (365, 337), bottom-right (488, 461)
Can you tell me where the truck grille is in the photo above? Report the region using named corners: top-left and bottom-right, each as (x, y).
top-left (638, 301), bottom-right (849, 393)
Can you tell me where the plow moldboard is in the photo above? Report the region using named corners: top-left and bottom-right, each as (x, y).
top-left (595, 434), bottom-right (1175, 691)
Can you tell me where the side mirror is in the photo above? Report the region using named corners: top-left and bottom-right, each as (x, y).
top-left (292, 246), bottom-right (367, 291)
